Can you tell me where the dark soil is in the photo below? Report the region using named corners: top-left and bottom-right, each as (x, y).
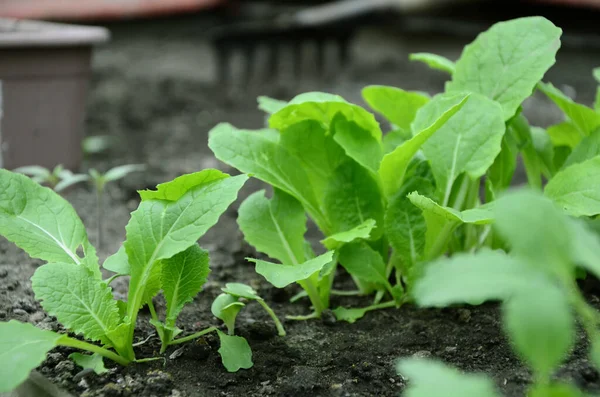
top-left (4, 11), bottom-right (600, 397)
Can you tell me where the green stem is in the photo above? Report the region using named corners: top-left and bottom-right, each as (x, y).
top-left (286, 312), bottom-right (320, 321)
top-left (360, 300), bottom-right (399, 315)
top-left (331, 289), bottom-right (362, 296)
top-left (299, 278), bottom-right (324, 316)
top-left (374, 258), bottom-right (396, 305)
top-left (135, 357), bottom-right (166, 364)
top-left (425, 221), bottom-right (458, 260)
top-left (96, 184), bottom-right (104, 250)
top-left (105, 273), bottom-right (125, 285)
top-left (569, 281), bottom-right (600, 340)
top-left (59, 336), bottom-right (130, 366)
top-left (168, 326), bottom-right (218, 346)
top-left (147, 300), bottom-right (159, 323)
top-left (258, 299), bottom-right (286, 336)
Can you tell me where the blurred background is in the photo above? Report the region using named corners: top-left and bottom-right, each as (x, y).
top-left (0, 0), bottom-right (599, 185)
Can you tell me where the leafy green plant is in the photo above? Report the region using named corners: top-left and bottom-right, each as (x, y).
top-left (398, 188), bottom-right (600, 395)
top-left (0, 168), bottom-right (249, 392)
top-left (208, 17), bottom-right (600, 321)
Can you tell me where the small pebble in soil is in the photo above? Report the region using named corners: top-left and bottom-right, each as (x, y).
top-left (321, 309), bottom-right (337, 326)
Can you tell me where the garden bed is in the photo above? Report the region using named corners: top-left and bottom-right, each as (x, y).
top-left (3, 13), bottom-right (600, 397)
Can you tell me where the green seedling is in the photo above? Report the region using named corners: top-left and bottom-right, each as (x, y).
top-left (208, 17), bottom-right (600, 322)
top-left (401, 188), bottom-right (600, 395)
top-left (0, 168), bottom-right (249, 392)
top-left (14, 164), bottom-right (89, 192)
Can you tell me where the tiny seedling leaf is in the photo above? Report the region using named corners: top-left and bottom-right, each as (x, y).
top-left (211, 294), bottom-right (244, 334)
top-left (333, 307), bottom-right (369, 324)
top-left (250, 251), bottom-right (334, 288)
top-left (221, 283), bottom-right (261, 301)
top-left (217, 330), bottom-right (253, 372)
top-left (409, 53), bottom-right (456, 75)
top-left (69, 353), bottom-right (108, 375)
top-left (321, 219), bottom-right (376, 250)
top-left (103, 164), bottom-right (145, 182)
top-left (362, 85), bottom-right (430, 131)
top-left (258, 96), bottom-right (287, 114)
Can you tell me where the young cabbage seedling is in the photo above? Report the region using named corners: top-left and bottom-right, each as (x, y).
top-left (405, 189), bottom-right (600, 395)
top-left (14, 164), bottom-right (89, 192)
top-left (0, 168), bottom-right (248, 393)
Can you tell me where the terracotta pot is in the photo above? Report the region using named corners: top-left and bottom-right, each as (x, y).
top-left (0, 18), bottom-right (109, 170)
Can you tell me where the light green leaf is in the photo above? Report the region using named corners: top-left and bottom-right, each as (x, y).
top-left (595, 88), bottom-right (600, 112)
top-left (448, 17), bottom-right (561, 120)
top-left (332, 307), bottom-right (369, 324)
top-left (379, 93), bottom-right (469, 197)
top-left (397, 359), bottom-right (501, 397)
top-left (547, 121), bottom-right (582, 149)
top-left (529, 383), bottom-right (584, 397)
top-left (103, 245), bottom-right (129, 275)
top-left (104, 164), bottom-right (145, 182)
top-left (269, 92), bottom-right (381, 140)
top-left (162, 245), bottom-right (210, 326)
top-left (487, 133), bottom-right (518, 195)
top-left (0, 169), bottom-right (98, 273)
top-left (222, 283), bottom-right (261, 301)
top-left (250, 251), bottom-right (334, 288)
top-left (544, 156), bottom-right (600, 217)
top-left (69, 353), bottom-right (108, 375)
top-left (211, 294), bottom-right (244, 334)
top-left (238, 189), bottom-right (306, 266)
top-left (594, 68), bottom-right (600, 83)
top-left (54, 174), bottom-right (90, 193)
top-left (321, 219), bottom-right (376, 250)
top-left (569, 219), bottom-right (600, 280)
top-left (258, 96), bottom-right (287, 114)
top-left (531, 126), bottom-right (555, 176)
top-left (414, 94), bottom-right (505, 205)
top-left (332, 114), bottom-right (383, 173)
top-left (562, 128), bottom-right (600, 169)
top-left (0, 320), bottom-right (63, 393)
top-left (538, 82), bottom-right (600, 135)
top-left (217, 330), bottom-right (253, 372)
top-left (324, 160), bottom-right (385, 238)
top-left (32, 263), bottom-right (121, 344)
top-left (139, 169), bottom-right (229, 201)
top-left (409, 53), bottom-right (456, 75)
top-left (412, 250), bottom-right (537, 307)
top-left (13, 165), bottom-right (51, 180)
top-left (337, 241), bottom-right (388, 287)
top-left (503, 286), bottom-right (574, 378)
top-left (382, 129), bottom-right (410, 154)
top-left (408, 192), bottom-right (494, 225)
top-left (362, 85), bottom-right (429, 130)
top-left (124, 172), bottom-right (247, 317)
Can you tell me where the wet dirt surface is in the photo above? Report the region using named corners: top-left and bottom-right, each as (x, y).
top-left (3, 12), bottom-right (600, 397)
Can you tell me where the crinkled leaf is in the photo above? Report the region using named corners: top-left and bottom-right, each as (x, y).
top-left (0, 169), bottom-right (98, 273)
top-left (217, 330), bottom-right (253, 372)
top-left (32, 263), bottom-right (121, 344)
top-left (538, 82), bottom-right (600, 135)
top-left (397, 359), bottom-right (501, 397)
top-left (379, 93), bottom-right (469, 197)
top-left (362, 85), bottom-right (429, 130)
top-left (124, 171), bottom-right (247, 316)
top-left (448, 17), bottom-right (561, 120)
top-left (409, 53), bottom-right (456, 75)
top-left (503, 286), bottom-right (574, 378)
top-left (562, 128), bottom-right (600, 169)
top-left (162, 245), bottom-right (210, 325)
top-left (238, 189), bottom-right (306, 266)
top-left (321, 219), bottom-right (376, 250)
top-left (547, 121), bottom-right (582, 149)
top-left (258, 96), bottom-right (287, 114)
top-left (545, 156), bottom-right (600, 217)
top-left (69, 353), bottom-right (108, 375)
top-left (408, 192), bottom-right (494, 225)
top-left (412, 250), bottom-right (537, 307)
top-left (222, 283), bottom-right (261, 301)
top-left (414, 94), bottom-right (505, 204)
top-left (250, 251), bottom-right (334, 288)
top-left (103, 245), bottom-right (129, 275)
top-left (139, 170), bottom-right (228, 201)
top-left (0, 320), bottom-right (63, 393)
top-left (332, 114), bottom-right (383, 173)
top-left (338, 241), bottom-right (388, 287)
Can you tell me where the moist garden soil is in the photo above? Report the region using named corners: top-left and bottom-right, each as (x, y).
top-left (3, 13), bottom-right (600, 397)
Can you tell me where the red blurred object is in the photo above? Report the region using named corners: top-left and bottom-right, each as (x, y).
top-left (0, 0), bottom-right (226, 21)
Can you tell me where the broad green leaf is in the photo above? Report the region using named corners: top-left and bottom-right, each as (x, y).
top-left (32, 263), bottom-right (121, 344)
top-left (211, 294), bottom-right (244, 334)
top-left (408, 192), bottom-right (494, 225)
top-left (321, 219), bottom-right (376, 250)
top-left (562, 128), bottom-right (600, 169)
top-left (382, 129), bottom-right (410, 154)
top-left (448, 17), bottom-right (561, 120)
top-left (139, 170), bottom-right (228, 201)
top-left (238, 189), bottom-right (306, 266)
top-left (221, 283), bottom-right (261, 301)
top-left (217, 330), bottom-right (253, 372)
top-left (332, 114), bottom-right (383, 173)
top-left (162, 245), bottom-right (210, 325)
top-left (124, 172), bottom-right (247, 317)
top-left (414, 94), bottom-right (505, 205)
top-left (529, 383), bottom-right (584, 397)
top-left (269, 92), bottom-right (381, 140)
top-left (538, 82), bottom-right (600, 135)
top-left (333, 306), bottom-right (369, 324)
top-left (0, 169), bottom-right (98, 273)
top-left (397, 359), bottom-right (501, 397)
top-left (412, 250), bottom-right (537, 307)
top-left (337, 241), bottom-right (389, 287)
top-left (503, 286), bottom-right (574, 379)
top-left (250, 251), bottom-right (334, 288)
top-left (208, 123), bottom-right (324, 228)
top-left (409, 53), bottom-right (456, 75)
top-left (104, 164), bottom-right (145, 182)
top-left (379, 93), bottom-right (469, 197)
top-left (0, 320), bottom-right (63, 393)
top-left (362, 85), bottom-right (429, 130)
top-left (545, 156), bottom-right (600, 217)
top-left (324, 160), bottom-right (385, 238)
top-left (103, 245), bottom-right (129, 275)
top-left (494, 189), bottom-right (572, 275)
top-left (258, 96), bottom-right (287, 114)
top-left (547, 122), bottom-right (582, 149)
top-left (70, 353), bottom-right (108, 375)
